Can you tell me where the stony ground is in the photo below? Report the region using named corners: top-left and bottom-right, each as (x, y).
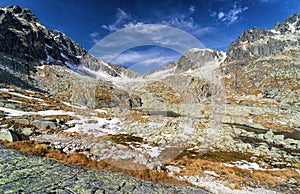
top-left (0, 83), bottom-right (299, 193)
top-left (0, 145), bottom-right (208, 194)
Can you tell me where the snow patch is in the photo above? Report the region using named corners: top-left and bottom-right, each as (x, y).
top-left (62, 102), bottom-right (87, 110)
top-left (0, 89), bottom-right (44, 101)
top-left (178, 175), bottom-right (278, 194)
top-left (224, 160), bottom-right (281, 171)
top-left (148, 147), bottom-right (161, 158)
top-left (0, 14), bottom-right (5, 24)
top-left (60, 52), bottom-right (69, 60)
top-left (204, 170), bottom-right (219, 177)
top-left (0, 107), bottom-right (74, 117)
top-left (65, 116), bottom-right (123, 136)
top-left (45, 44), bottom-right (53, 49)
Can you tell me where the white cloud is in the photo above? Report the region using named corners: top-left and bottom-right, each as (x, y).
top-left (259, 0), bottom-right (278, 3)
top-left (90, 7), bottom-right (212, 72)
top-left (101, 6), bottom-right (212, 37)
top-left (161, 14), bottom-right (214, 36)
top-left (110, 48), bottom-right (179, 73)
top-left (189, 5), bottom-right (195, 14)
top-left (89, 32), bottom-right (100, 43)
top-left (91, 23), bottom-right (205, 62)
top-left (218, 12), bottom-right (225, 19)
top-left (101, 8), bottom-right (132, 31)
top-left (212, 4), bottom-right (248, 25)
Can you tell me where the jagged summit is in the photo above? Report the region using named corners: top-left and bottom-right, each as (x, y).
top-left (0, 5), bottom-right (119, 78)
top-left (1, 5), bottom-right (39, 23)
top-left (222, 12), bottom-right (300, 105)
top-left (274, 13), bottom-right (300, 33)
top-left (176, 48), bottom-right (226, 72)
top-left (226, 12), bottom-right (300, 63)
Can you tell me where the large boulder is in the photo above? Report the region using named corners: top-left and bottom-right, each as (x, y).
top-left (0, 129), bottom-right (18, 142)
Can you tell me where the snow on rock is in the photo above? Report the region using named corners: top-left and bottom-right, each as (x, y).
top-left (62, 102), bottom-right (87, 110)
top-left (178, 175), bottom-right (278, 194)
top-left (0, 107), bottom-right (27, 117)
top-left (0, 107), bottom-right (74, 117)
top-left (203, 170), bottom-right (219, 177)
top-left (65, 116), bottom-right (123, 136)
top-left (223, 160), bottom-right (281, 171)
top-left (0, 89), bottom-right (44, 101)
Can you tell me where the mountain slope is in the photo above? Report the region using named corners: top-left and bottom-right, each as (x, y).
top-left (0, 6), bottom-right (120, 81)
top-left (222, 13), bottom-right (300, 104)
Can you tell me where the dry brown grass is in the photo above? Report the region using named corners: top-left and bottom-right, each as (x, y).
top-left (145, 82), bottom-right (182, 104)
top-left (170, 157), bottom-right (300, 188)
top-left (0, 91), bottom-right (12, 98)
top-left (97, 112), bottom-right (108, 118)
top-left (126, 112), bottom-right (151, 123)
top-left (252, 114), bottom-right (293, 131)
top-left (0, 140), bottom-right (190, 186)
top-left (166, 149), bottom-right (300, 189)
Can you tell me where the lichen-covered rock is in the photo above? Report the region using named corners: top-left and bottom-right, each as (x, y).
top-left (176, 49), bottom-right (225, 72)
top-left (0, 145), bottom-right (208, 193)
top-left (0, 129), bottom-right (18, 142)
top-left (31, 120), bottom-right (56, 130)
top-left (221, 12), bottom-right (300, 107)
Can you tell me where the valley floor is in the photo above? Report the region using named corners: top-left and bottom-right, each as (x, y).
top-left (0, 83), bottom-right (299, 193)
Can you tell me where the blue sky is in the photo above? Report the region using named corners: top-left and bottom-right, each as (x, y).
top-left (1, 0), bottom-right (300, 73)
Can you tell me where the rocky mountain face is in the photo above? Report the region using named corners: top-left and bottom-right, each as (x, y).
top-left (219, 13), bottom-right (300, 133)
top-left (0, 6), bottom-right (120, 78)
top-left (176, 48), bottom-right (225, 72)
top-left (223, 13), bottom-right (300, 103)
top-left (0, 5), bottom-right (138, 109)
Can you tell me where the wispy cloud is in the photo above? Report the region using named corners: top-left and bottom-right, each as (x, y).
top-left (111, 48), bottom-right (179, 73)
top-left (258, 0), bottom-right (278, 3)
top-left (89, 32), bottom-right (100, 43)
top-left (189, 5), bottom-right (195, 14)
top-left (100, 5), bottom-right (212, 36)
top-left (158, 4), bottom-right (215, 36)
top-left (89, 6), bottom-right (212, 72)
top-left (101, 8), bottom-right (132, 31)
top-left (211, 3), bottom-right (248, 25)
top-left (90, 23), bottom-right (205, 62)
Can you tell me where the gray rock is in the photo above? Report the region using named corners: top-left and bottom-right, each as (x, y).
top-left (165, 165), bottom-right (181, 174)
top-left (274, 134), bottom-right (285, 141)
top-left (176, 49), bottom-right (225, 72)
top-left (0, 145), bottom-right (209, 193)
top-left (264, 130), bottom-right (274, 142)
top-left (21, 128), bottom-right (35, 136)
top-left (31, 120), bottom-right (56, 129)
top-left (0, 129), bottom-right (18, 142)
top-left (4, 103), bottom-right (17, 109)
top-left (14, 118), bottom-right (30, 125)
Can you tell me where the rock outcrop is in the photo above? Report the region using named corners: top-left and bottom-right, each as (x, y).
top-left (0, 145), bottom-right (208, 193)
top-left (221, 13), bottom-right (300, 105)
top-left (0, 5), bottom-right (119, 78)
top-left (176, 48), bottom-right (226, 72)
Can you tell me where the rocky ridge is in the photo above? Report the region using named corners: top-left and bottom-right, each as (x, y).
top-left (0, 5), bottom-right (135, 88)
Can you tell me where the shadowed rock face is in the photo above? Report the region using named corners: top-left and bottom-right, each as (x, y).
top-left (0, 145), bottom-right (208, 194)
top-left (0, 5), bottom-right (119, 76)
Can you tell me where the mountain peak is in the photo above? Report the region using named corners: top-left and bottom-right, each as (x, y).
top-left (274, 13), bottom-right (300, 33)
top-left (176, 48), bottom-right (226, 72)
top-left (1, 5), bottom-right (39, 23)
